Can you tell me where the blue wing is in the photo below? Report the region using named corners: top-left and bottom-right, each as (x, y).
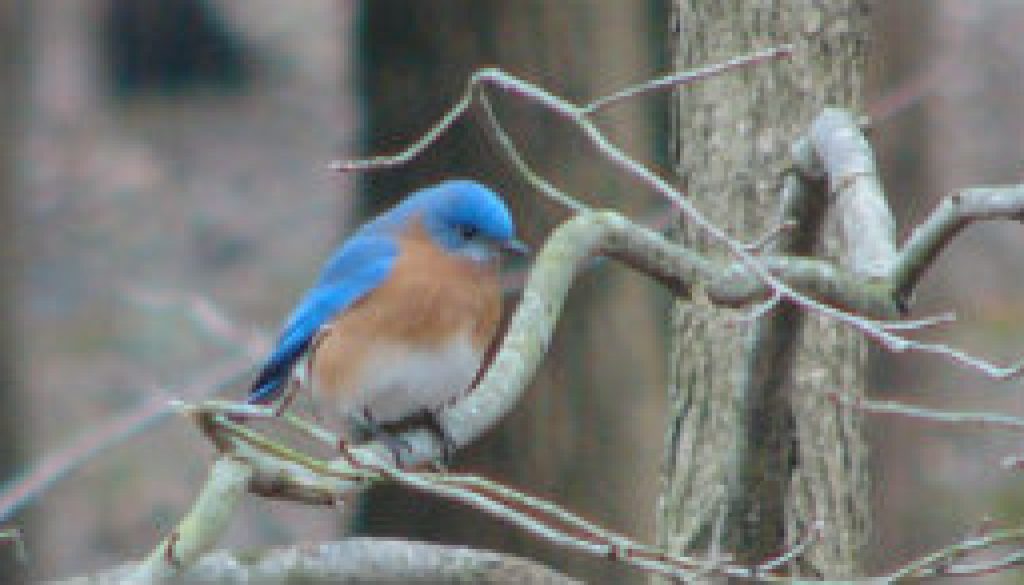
top-left (248, 234), bottom-right (398, 403)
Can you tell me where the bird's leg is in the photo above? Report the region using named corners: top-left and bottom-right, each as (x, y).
top-left (339, 408), bottom-right (413, 468)
top-left (272, 377), bottom-right (302, 417)
top-left (294, 329), bottom-right (327, 422)
top-left (336, 415), bottom-right (366, 469)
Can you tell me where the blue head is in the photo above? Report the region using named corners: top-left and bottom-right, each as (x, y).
top-left (367, 179), bottom-right (525, 263)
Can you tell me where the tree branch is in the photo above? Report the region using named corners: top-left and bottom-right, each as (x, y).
top-left (131, 457), bottom-right (252, 583)
top-left (893, 185), bottom-right (1024, 301)
top-left (58, 539), bottom-right (581, 585)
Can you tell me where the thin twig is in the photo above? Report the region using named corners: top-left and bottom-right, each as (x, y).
top-left (478, 91), bottom-right (589, 212)
top-left (756, 520), bottom-right (824, 575)
top-left (946, 548), bottom-right (1024, 577)
top-left (743, 219), bottom-right (798, 253)
top-left (829, 391), bottom-right (1024, 432)
top-left (582, 44), bottom-right (794, 113)
top-left (879, 526), bottom-right (1024, 582)
top-left (878, 311), bottom-right (956, 331)
top-left (0, 359), bottom-right (254, 523)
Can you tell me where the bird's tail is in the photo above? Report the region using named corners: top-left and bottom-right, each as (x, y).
top-left (246, 368), bottom-right (286, 404)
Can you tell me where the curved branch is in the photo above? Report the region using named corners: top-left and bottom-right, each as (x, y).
top-left (440, 210), bottom-right (905, 454)
top-left (893, 185), bottom-right (1024, 300)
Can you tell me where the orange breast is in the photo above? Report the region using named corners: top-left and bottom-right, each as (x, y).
top-left (311, 223), bottom-right (502, 405)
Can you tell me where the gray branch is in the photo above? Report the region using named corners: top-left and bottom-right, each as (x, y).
top-left (55, 539), bottom-right (579, 585)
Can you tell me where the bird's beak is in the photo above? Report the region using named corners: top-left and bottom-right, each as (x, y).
top-left (501, 238), bottom-right (530, 256)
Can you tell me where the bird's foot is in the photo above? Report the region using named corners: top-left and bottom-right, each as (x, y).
top-left (337, 433), bottom-right (411, 469)
top-left (415, 408), bottom-right (455, 469)
top-left (347, 408), bottom-right (414, 468)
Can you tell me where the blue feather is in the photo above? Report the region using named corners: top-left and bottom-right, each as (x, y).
top-left (248, 235), bottom-right (398, 403)
top-left (248, 178), bottom-right (519, 404)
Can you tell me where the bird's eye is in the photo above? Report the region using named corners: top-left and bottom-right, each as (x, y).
top-left (458, 225), bottom-right (479, 240)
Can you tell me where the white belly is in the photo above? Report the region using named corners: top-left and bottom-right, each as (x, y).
top-left (316, 332), bottom-right (483, 424)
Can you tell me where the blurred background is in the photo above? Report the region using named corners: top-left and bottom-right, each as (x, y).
top-left (0, 1), bottom-right (1021, 583)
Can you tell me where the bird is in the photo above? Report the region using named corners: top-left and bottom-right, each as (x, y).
top-left (247, 179), bottom-right (525, 461)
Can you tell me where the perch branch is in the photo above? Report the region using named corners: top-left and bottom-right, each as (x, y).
top-left (142, 397), bottom-right (1024, 584)
top-left (172, 406), bottom-right (781, 582)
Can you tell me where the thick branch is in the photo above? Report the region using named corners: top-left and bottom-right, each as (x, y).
top-left (440, 211), bottom-right (907, 454)
top-left (131, 457), bottom-right (252, 583)
top-left (809, 108), bottom-right (897, 278)
top-left (57, 539), bottom-right (580, 585)
top-left (893, 185), bottom-right (1024, 301)
top-left (802, 109), bottom-right (1024, 377)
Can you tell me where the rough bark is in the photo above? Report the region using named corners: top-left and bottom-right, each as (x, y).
top-left (658, 2), bottom-right (871, 580)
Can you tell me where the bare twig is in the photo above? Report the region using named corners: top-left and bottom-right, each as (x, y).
top-left (583, 44), bottom-right (794, 113)
top-left (829, 391), bottom-right (1024, 432)
top-left (0, 358), bottom-right (254, 523)
top-left (878, 311), bottom-right (956, 331)
top-left (119, 287), bottom-right (269, 359)
top-left (744, 219), bottom-right (799, 253)
top-left (945, 548), bottom-right (1024, 578)
top-left (756, 520), bottom-right (824, 575)
top-left (879, 525), bottom-right (1024, 582)
top-left (478, 91), bottom-right (589, 213)
top-left (156, 398), bottom-right (1024, 584)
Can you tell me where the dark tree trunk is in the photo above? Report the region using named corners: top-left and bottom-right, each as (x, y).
top-left (358, 2), bottom-right (668, 582)
top-left (0, 1), bottom-right (28, 582)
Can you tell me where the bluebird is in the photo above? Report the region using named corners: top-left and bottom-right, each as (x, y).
top-left (247, 179), bottom-right (525, 459)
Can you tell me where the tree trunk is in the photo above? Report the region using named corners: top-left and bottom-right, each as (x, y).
top-left (0, 0), bottom-right (27, 582)
top-left (657, 2), bottom-right (871, 580)
top-left (358, 2), bottom-right (668, 582)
